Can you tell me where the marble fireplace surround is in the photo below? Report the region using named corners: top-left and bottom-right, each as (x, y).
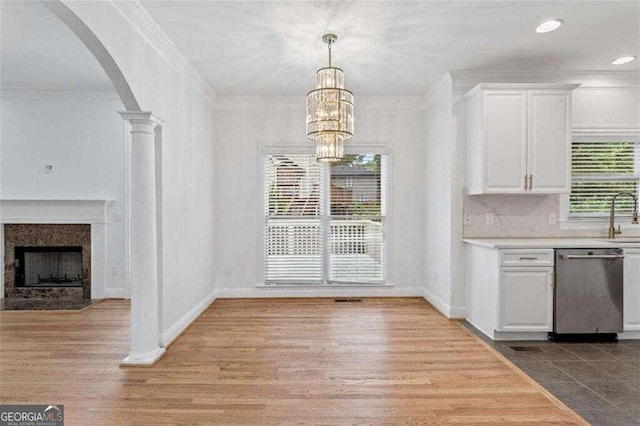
top-left (5, 224), bottom-right (90, 299)
top-left (0, 200), bottom-right (111, 299)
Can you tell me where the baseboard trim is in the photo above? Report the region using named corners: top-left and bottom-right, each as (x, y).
top-left (214, 286), bottom-right (424, 298)
top-left (159, 289), bottom-right (216, 348)
top-left (493, 331), bottom-right (548, 341)
top-left (619, 331), bottom-right (640, 340)
top-left (106, 288), bottom-right (127, 299)
top-left (120, 347), bottom-right (165, 367)
top-left (448, 306), bottom-right (467, 319)
top-left (422, 288), bottom-right (466, 319)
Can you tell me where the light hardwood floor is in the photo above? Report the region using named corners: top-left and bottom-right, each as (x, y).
top-left (0, 298), bottom-right (585, 425)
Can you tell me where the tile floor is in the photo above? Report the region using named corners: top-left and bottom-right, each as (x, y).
top-left (463, 322), bottom-right (640, 426)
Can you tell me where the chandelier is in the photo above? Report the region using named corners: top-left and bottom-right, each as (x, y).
top-left (306, 34), bottom-right (354, 162)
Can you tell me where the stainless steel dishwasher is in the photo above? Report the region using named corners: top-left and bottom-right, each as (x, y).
top-left (553, 249), bottom-right (624, 338)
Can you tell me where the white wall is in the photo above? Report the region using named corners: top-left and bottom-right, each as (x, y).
top-left (213, 98), bottom-right (426, 297)
top-left (59, 1), bottom-right (217, 338)
top-left (0, 94), bottom-right (128, 297)
top-left (423, 76), bottom-right (462, 315)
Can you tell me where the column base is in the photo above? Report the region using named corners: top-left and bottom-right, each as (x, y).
top-left (120, 346), bottom-right (165, 367)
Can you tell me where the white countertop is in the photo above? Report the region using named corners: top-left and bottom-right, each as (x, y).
top-left (463, 237), bottom-right (640, 249)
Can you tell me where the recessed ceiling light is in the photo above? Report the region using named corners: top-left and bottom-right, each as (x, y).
top-left (612, 56), bottom-right (636, 65)
top-left (536, 19), bottom-right (564, 34)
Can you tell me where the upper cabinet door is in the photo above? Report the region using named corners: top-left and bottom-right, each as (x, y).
top-left (527, 91), bottom-right (571, 193)
top-left (482, 91), bottom-right (528, 193)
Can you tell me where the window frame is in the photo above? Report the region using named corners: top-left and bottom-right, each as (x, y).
top-left (560, 129), bottom-right (640, 225)
top-left (258, 145), bottom-right (391, 287)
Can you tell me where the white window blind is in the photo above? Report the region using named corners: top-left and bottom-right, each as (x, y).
top-left (570, 141), bottom-right (640, 217)
top-left (329, 155), bottom-right (385, 283)
top-left (264, 153), bottom-right (386, 285)
top-left (264, 155), bottom-right (323, 283)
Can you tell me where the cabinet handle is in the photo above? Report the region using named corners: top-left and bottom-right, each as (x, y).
top-left (561, 254), bottom-right (624, 260)
top-left (524, 175), bottom-right (528, 191)
top-left (528, 174), bottom-right (533, 190)
top-left (519, 257), bottom-right (538, 260)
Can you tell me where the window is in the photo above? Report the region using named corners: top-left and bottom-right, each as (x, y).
top-left (264, 153), bottom-right (386, 285)
top-left (344, 177), bottom-right (353, 188)
top-left (569, 140), bottom-right (640, 217)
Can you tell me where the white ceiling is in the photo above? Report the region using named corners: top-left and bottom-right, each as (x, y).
top-left (1, 1), bottom-right (637, 97)
top-left (142, 0), bottom-right (639, 96)
top-left (0, 1), bottom-right (113, 92)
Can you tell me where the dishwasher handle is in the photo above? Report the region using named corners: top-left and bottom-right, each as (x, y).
top-left (560, 254), bottom-right (625, 260)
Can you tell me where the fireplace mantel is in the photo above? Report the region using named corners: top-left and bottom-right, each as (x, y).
top-left (0, 199), bottom-right (113, 299)
top-left (0, 199), bottom-right (113, 223)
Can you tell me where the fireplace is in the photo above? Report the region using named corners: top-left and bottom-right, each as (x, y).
top-left (15, 246), bottom-right (83, 288)
top-left (4, 224), bottom-right (91, 299)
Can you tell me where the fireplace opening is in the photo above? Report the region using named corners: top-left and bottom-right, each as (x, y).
top-left (14, 246), bottom-right (83, 288)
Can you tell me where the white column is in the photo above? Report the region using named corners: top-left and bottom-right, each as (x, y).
top-left (119, 112), bottom-right (165, 366)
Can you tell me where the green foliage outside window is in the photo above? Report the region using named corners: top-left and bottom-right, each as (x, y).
top-left (570, 141), bottom-right (639, 216)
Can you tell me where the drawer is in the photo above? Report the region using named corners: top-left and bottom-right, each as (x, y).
top-left (499, 249), bottom-right (554, 267)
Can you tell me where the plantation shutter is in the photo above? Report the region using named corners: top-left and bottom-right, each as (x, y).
top-left (570, 141), bottom-right (640, 217)
top-left (264, 155), bottom-right (324, 284)
top-left (329, 155), bottom-right (385, 283)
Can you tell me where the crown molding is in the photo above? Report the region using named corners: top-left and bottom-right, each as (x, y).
top-left (450, 70), bottom-right (639, 93)
top-left (423, 73), bottom-right (453, 100)
top-left (0, 86), bottom-right (121, 101)
top-left (213, 95), bottom-right (427, 111)
top-left (109, 0), bottom-right (217, 106)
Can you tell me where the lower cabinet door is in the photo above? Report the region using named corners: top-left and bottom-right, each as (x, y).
top-left (498, 267), bottom-right (553, 332)
top-left (623, 249), bottom-right (640, 332)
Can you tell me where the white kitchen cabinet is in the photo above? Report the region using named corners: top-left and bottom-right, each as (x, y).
top-left (623, 249), bottom-right (640, 332)
top-left (498, 267), bottom-right (554, 332)
top-left (465, 245), bottom-right (555, 340)
top-left (527, 91), bottom-right (572, 193)
top-left (465, 84), bottom-right (579, 195)
top-left (465, 240), bottom-right (640, 341)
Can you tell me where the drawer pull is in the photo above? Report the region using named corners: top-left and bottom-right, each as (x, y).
top-left (519, 257), bottom-right (538, 260)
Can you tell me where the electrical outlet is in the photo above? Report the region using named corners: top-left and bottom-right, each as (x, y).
top-left (111, 266), bottom-right (119, 277)
top-left (464, 214), bottom-right (472, 226)
top-left (43, 165), bottom-right (53, 174)
top-left (548, 213), bottom-right (557, 225)
top-left (486, 213), bottom-right (495, 225)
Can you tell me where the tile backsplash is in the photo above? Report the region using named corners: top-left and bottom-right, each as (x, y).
top-left (463, 194), bottom-right (600, 238)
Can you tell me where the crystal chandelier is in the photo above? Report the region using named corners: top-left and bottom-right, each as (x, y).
top-left (306, 34), bottom-right (354, 162)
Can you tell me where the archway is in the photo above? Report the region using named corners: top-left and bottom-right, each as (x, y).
top-left (41, 1), bottom-right (140, 112)
top-left (1, 0), bottom-right (163, 364)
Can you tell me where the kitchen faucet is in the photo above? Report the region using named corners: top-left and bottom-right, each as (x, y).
top-left (608, 192), bottom-right (639, 239)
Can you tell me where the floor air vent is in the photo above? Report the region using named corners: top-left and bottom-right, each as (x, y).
top-left (334, 298), bottom-right (363, 303)
top-left (510, 346), bottom-right (542, 352)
